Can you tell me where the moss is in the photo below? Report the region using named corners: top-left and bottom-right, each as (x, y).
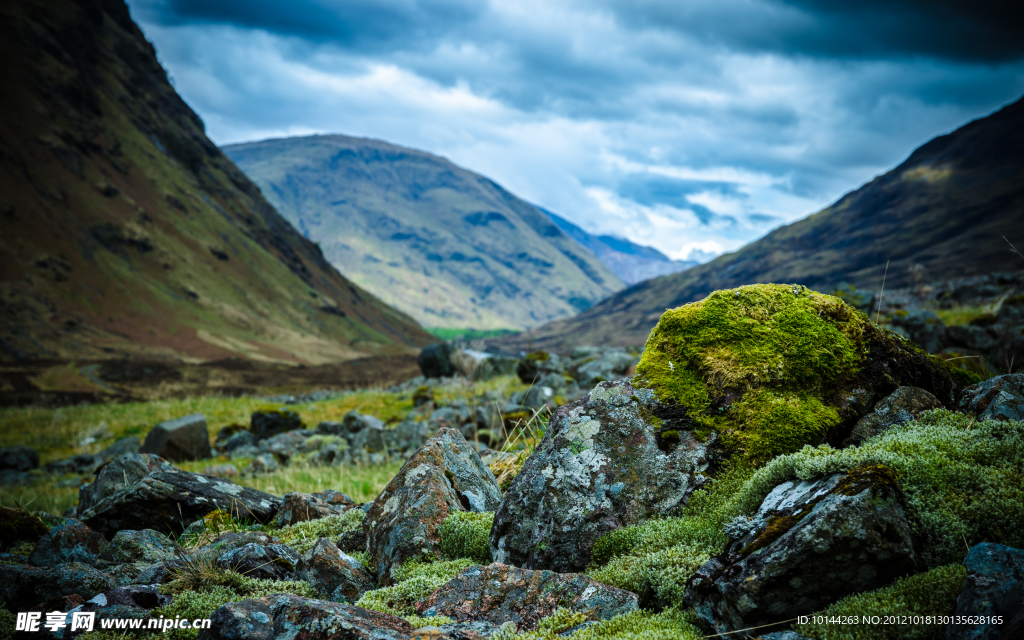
top-left (438, 511), bottom-right (493, 563)
top-left (491, 608), bottom-right (701, 640)
top-left (276, 509), bottom-right (365, 554)
top-left (0, 506), bottom-right (48, 551)
top-left (357, 558), bottom-right (474, 618)
top-left (403, 615), bottom-right (454, 627)
top-left (794, 564), bottom-right (967, 640)
top-left (731, 389), bottom-right (840, 463)
top-left (525, 351), bottom-right (550, 362)
top-left (0, 604), bottom-right (14, 640)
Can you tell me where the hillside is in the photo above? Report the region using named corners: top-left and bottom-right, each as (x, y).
top-left (0, 0), bottom-right (433, 366)
top-left (223, 136), bottom-right (624, 331)
top-left (486, 96), bottom-right (1024, 353)
top-left (542, 209), bottom-right (696, 285)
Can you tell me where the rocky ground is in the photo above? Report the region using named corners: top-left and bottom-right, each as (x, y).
top-left (2, 284), bottom-right (1023, 640)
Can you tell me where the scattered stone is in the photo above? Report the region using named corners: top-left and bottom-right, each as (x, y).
top-left (946, 542), bottom-right (1024, 640)
top-left (273, 492), bottom-right (345, 527)
top-left (96, 529), bottom-right (178, 586)
top-left (516, 351), bottom-right (565, 384)
top-left (134, 560), bottom-right (184, 585)
top-left (958, 373), bottom-right (1024, 422)
top-left (313, 489), bottom-right (356, 508)
top-left (440, 621), bottom-right (503, 640)
top-left (491, 378), bottom-right (716, 573)
top-left (217, 542), bottom-right (299, 581)
top-left (759, 633), bottom-right (812, 640)
top-left (365, 427), bottom-right (501, 585)
top-left (0, 445), bottom-right (39, 471)
top-left (250, 408), bottom-right (302, 442)
top-left (0, 506), bottom-right (49, 551)
top-left (294, 538), bottom-right (375, 603)
top-left (141, 414), bottom-right (212, 462)
top-left (0, 562), bottom-right (115, 610)
top-left (203, 463), bottom-right (240, 478)
top-left (843, 386), bottom-right (944, 447)
top-left (265, 593), bottom-right (412, 640)
top-left (43, 437), bottom-right (141, 477)
top-left (197, 599), bottom-right (275, 640)
top-left (29, 520), bottom-right (109, 567)
top-left (77, 453), bottom-right (177, 515)
top-left (684, 465), bottom-right (917, 634)
top-left (891, 309), bottom-right (947, 354)
top-left (416, 562), bottom-right (639, 631)
top-left (220, 430), bottom-right (257, 454)
top-left (244, 453), bottom-right (281, 475)
top-left (419, 343), bottom-right (457, 378)
top-left (89, 584), bottom-right (171, 609)
top-left (259, 430), bottom-right (315, 463)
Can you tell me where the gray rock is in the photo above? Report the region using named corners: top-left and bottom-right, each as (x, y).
top-left (440, 621), bottom-right (503, 640)
top-left (684, 466), bottom-right (917, 634)
top-left (216, 542), bottom-right (299, 580)
top-left (199, 531), bottom-right (284, 555)
top-left (416, 562), bottom-right (639, 631)
top-left (350, 425), bottom-right (387, 456)
top-left (134, 560), bottom-right (183, 585)
top-left (365, 427), bottom-right (501, 585)
top-left (342, 411), bottom-right (386, 435)
top-left (96, 529), bottom-right (178, 586)
top-left (250, 408), bottom-right (302, 442)
top-left (197, 599), bottom-right (275, 640)
top-left (471, 354), bottom-right (518, 381)
top-left (572, 349), bottom-right (638, 389)
top-left (760, 633), bottom-right (812, 640)
top-left (891, 309), bottom-right (947, 354)
top-left (946, 542), bottom-right (1024, 640)
top-left (221, 431), bottom-right (257, 454)
top-left (491, 378), bottom-right (715, 573)
top-left (0, 562), bottom-right (115, 610)
top-left (272, 492), bottom-right (346, 527)
top-left (30, 520), bottom-right (109, 567)
top-left (244, 453), bottom-right (280, 475)
top-left (141, 414), bottom-right (212, 462)
top-left (522, 385), bottom-right (554, 409)
top-left (315, 421), bottom-right (344, 436)
top-left (43, 437), bottom-right (141, 477)
top-left (266, 593), bottom-right (412, 640)
top-left (419, 343), bottom-right (457, 378)
top-left (516, 351), bottom-right (565, 384)
top-left (77, 453), bottom-right (177, 515)
top-left (258, 430), bottom-right (313, 463)
top-left (0, 445), bottom-right (39, 471)
top-left (202, 463), bottom-right (240, 478)
top-left (385, 420), bottom-right (434, 454)
top-left (294, 538), bottom-right (375, 603)
top-left (843, 386), bottom-right (944, 447)
top-left (958, 373), bottom-right (1024, 422)
top-left (947, 325), bottom-right (998, 352)
top-left (88, 584), bottom-right (171, 610)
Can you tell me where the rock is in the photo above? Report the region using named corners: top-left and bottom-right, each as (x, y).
top-left (759, 633), bottom-right (812, 640)
top-left (78, 456), bottom-right (281, 536)
top-left (0, 445), bottom-right (39, 471)
top-left (342, 411), bottom-right (386, 435)
top-left (350, 424), bottom-right (388, 456)
top-left (946, 542), bottom-right (1024, 640)
top-left (272, 492), bottom-right (345, 527)
top-left (516, 351), bottom-right (565, 384)
top-left (87, 584), bottom-right (171, 610)
top-left (334, 529), bottom-right (367, 555)
top-left (416, 562), bottom-right (639, 631)
top-left (891, 309), bottom-right (948, 354)
top-left (141, 414), bottom-right (212, 462)
top-left (958, 373), bottom-right (1024, 422)
top-left (202, 463), bottom-right (240, 478)
top-left (244, 453), bottom-right (281, 474)
top-left (134, 560), bottom-right (183, 585)
top-left (30, 520), bottom-right (109, 567)
top-left (313, 489), bottom-right (356, 508)
top-left (0, 468), bottom-right (33, 485)
top-left (385, 420), bottom-right (434, 455)
top-left (468, 353), bottom-right (518, 382)
top-left (294, 538), bottom-right (375, 603)
top-left (250, 408), bottom-right (302, 442)
top-left (947, 324), bottom-right (998, 352)
top-left (843, 386), bottom-right (944, 447)
top-left (0, 506), bottom-right (49, 550)
top-left (521, 385), bottom-right (554, 410)
top-left (43, 437), bottom-right (141, 477)
top-left (216, 542), bottom-right (299, 580)
top-left (77, 453), bottom-right (177, 515)
top-left (0, 562), bottom-right (115, 610)
top-left (572, 349), bottom-right (638, 389)
top-left (200, 531), bottom-right (284, 554)
top-left (197, 599), bottom-right (275, 640)
top-left (365, 427), bottom-right (501, 585)
top-left (419, 343), bottom-right (457, 378)
top-left (265, 593), bottom-right (412, 640)
top-left (491, 378), bottom-right (716, 573)
top-left (412, 385), bottom-right (435, 408)
top-left (684, 465), bottom-right (917, 634)
top-left (220, 430), bottom-right (257, 454)
top-left (315, 421), bottom-right (344, 436)
top-left (259, 430), bottom-right (315, 463)
top-left (96, 529), bottom-right (178, 585)
top-left (439, 621), bottom-right (502, 640)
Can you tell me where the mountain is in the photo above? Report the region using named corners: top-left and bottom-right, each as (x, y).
top-left (485, 96), bottom-right (1024, 353)
top-left (0, 0), bottom-right (433, 365)
top-left (223, 136), bottom-right (624, 331)
top-left (542, 209), bottom-right (697, 285)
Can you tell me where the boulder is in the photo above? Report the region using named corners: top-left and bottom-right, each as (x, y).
top-left (77, 453), bottom-right (177, 515)
top-left (419, 343), bottom-right (457, 378)
top-left (265, 593), bottom-right (412, 640)
top-left (216, 542), bottom-right (299, 580)
top-left (221, 430), bottom-right (257, 454)
top-left (342, 411), bottom-right (386, 435)
top-left (141, 414), bottom-right (212, 462)
top-left (468, 353), bottom-right (518, 382)
top-left (416, 562), bottom-right (639, 631)
top-left (294, 538), bottom-right (375, 603)
top-left (946, 542), bottom-right (1024, 640)
top-left (250, 408), bottom-right (302, 442)
top-left (684, 465), bottom-right (917, 634)
top-left (350, 425), bottom-right (388, 456)
top-left (491, 378), bottom-right (716, 573)
top-left (0, 506), bottom-right (49, 550)
top-left (244, 453), bottom-right (281, 474)
top-left (891, 309), bottom-right (948, 354)
top-left (958, 373), bottom-right (1024, 422)
top-left (29, 519), bottom-right (109, 567)
top-left (258, 430), bottom-right (314, 463)
top-left (96, 529), bottom-right (178, 585)
top-left (843, 386), bottom-right (944, 447)
top-left (385, 420), bottom-right (434, 455)
top-left (0, 445), bottom-right (39, 471)
top-left (78, 457), bottom-right (280, 537)
top-left (197, 599), bottom-right (275, 640)
top-left (202, 463), bottom-right (240, 478)
top-left (272, 492), bottom-right (345, 527)
top-left (516, 351), bottom-right (565, 384)
top-left (0, 562), bottom-right (115, 610)
top-left (572, 349), bottom-right (638, 389)
top-left (365, 427), bottom-right (501, 585)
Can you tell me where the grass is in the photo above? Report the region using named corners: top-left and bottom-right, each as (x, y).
top-left (425, 328), bottom-right (520, 340)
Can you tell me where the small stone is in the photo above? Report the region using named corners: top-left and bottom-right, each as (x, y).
top-left (141, 414), bottom-right (212, 462)
top-left (946, 542), bottom-right (1024, 640)
top-left (958, 373), bottom-right (1024, 422)
top-left (272, 492), bottom-right (344, 527)
top-left (0, 445), bottom-right (40, 471)
top-left (30, 520), bottom-right (109, 567)
top-left (843, 386), bottom-right (944, 447)
top-left (294, 538), bottom-right (375, 603)
top-left (202, 463), bottom-right (240, 478)
top-left (217, 543), bottom-right (299, 581)
top-left (250, 408), bottom-right (302, 442)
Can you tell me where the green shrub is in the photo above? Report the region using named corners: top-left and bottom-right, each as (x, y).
top-left (794, 564), bottom-right (967, 640)
top-left (438, 511), bottom-right (493, 563)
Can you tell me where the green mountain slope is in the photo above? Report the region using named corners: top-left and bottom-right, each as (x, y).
top-left (223, 136), bottom-right (624, 330)
top-left (0, 0), bottom-right (432, 365)
top-left (487, 96), bottom-right (1024, 352)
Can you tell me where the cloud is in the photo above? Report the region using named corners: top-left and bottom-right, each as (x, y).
top-left (126, 0), bottom-right (1024, 264)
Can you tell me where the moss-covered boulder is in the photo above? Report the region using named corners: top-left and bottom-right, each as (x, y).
top-left (0, 506), bottom-right (48, 551)
top-left (634, 283), bottom-right (975, 463)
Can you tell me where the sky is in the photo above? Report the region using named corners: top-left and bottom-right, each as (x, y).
top-left (126, 0), bottom-right (1024, 263)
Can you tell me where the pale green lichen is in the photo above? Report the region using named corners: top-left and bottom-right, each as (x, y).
top-left (356, 558), bottom-right (475, 617)
top-left (275, 509), bottom-right (365, 554)
top-left (492, 608), bottom-right (703, 640)
top-left (439, 511), bottom-right (494, 563)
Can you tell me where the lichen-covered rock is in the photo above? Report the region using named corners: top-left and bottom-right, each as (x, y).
top-left (365, 427), bottom-right (501, 585)
top-left (244, 452), bottom-right (281, 475)
top-left (0, 505), bottom-right (48, 551)
top-left (273, 492), bottom-right (346, 527)
top-left (0, 562), bottom-right (115, 610)
top-left (516, 351), bottom-right (565, 384)
top-left (294, 538), bottom-right (376, 603)
top-left (77, 453), bottom-right (177, 515)
top-left (0, 445), bottom-right (39, 471)
top-left (202, 463), bottom-right (240, 478)
top-left (217, 542), bottom-right (299, 580)
top-left (684, 465), bottom-right (917, 634)
top-left (87, 584), bottom-right (171, 610)
top-left (78, 458), bottom-right (280, 537)
top-left (197, 599), bottom-right (275, 640)
top-left (958, 373), bottom-right (1024, 422)
top-left (265, 593), bottom-right (413, 640)
top-left (491, 377), bottom-right (715, 573)
top-left (439, 621), bottom-right (502, 640)
top-left (30, 520), bottom-right (109, 567)
top-left (259, 430), bottom-right (315, 463)
top-left (250, 408), bottom-right (302, 442)
top-left (97, 529), bottom-right (177, 567)
top-left (313, 489), bottom-right (356, 508)
top-left (141, 413), bottom-right (212, 462)
top-left (843, 386), bottom-right (944, 447)
top-left (416, 562), bottom-right (638, 631)
top-left (946, 542), bottom-right (1024, 640)
top-left (200, 531), bottom-right (284, 554)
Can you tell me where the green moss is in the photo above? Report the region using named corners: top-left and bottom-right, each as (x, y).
top-left (491, 608), bottom-right (701, 640)
top-left (731, 389), bottom-right (841, 463)
top-left (525, 351), bottom-right (550, 362)
top-left (438, 511), bottom-right (493, 563)
top-left (402, 615), bottom-right (454, 627)
top-left (275, 509), bottom-right (365, 554)
top-left (357, 558), bottom-right (474, 617)
top-left (794, 564), bottom-right (967, 640)
top-left (0, 604), bottom-right (14, 640)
